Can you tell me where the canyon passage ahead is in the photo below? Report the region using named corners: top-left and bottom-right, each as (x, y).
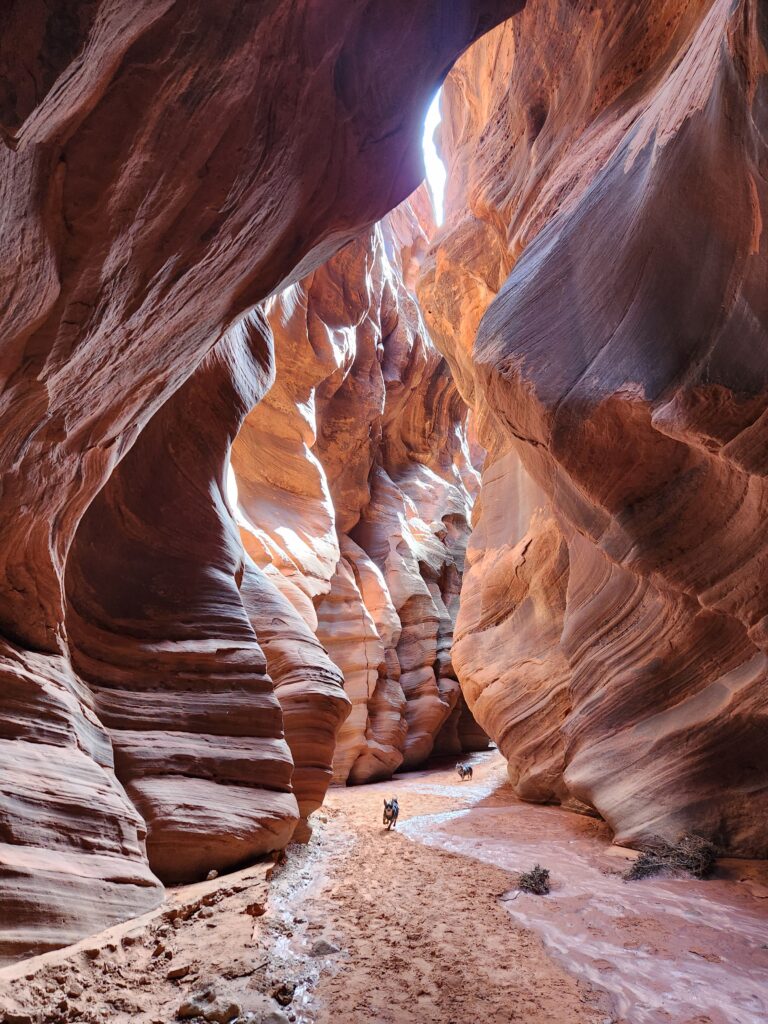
top-left (0, 2), bottom-right (766, 1023)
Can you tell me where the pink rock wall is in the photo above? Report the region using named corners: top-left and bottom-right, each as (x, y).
top-left (232, 192), bottom-right (487, 786)
top-left (420, 0), bottom-right (768, 853)
top-left (66, 312), bottom-right (308, 885)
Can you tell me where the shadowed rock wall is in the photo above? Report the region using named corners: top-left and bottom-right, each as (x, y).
top-left (65, 311), bottom-right (314, 885)
top-left (420, 0), bottom-right (768, 854)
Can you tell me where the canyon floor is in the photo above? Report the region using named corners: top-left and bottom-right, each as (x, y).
top-left (1, 751), bottom-right (767, 1024)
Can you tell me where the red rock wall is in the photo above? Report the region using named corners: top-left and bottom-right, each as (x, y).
top-left (65, 312), bottom-right (308, 885)
top-left (232, 192), bottom-right (488, 786)
top-left (0, 0), bottom-right (518, 959)
top-left (420, 0), bottom-right (768, 853)
top-left (7, 0), bottom-right (764, 965)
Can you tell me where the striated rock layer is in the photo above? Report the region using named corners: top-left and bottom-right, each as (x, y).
top-left (420, 0), bottom-right (768, 853)
top-left (0, 0), bottom-right (518, 959)
top-left (65, 311), bottom-right (315, 885)
top-left (232, 190), bottom-right (488, 787)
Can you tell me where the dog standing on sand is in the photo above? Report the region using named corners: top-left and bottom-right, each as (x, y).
top-left (456, 763), bottom-right (473, 781)
top-left (383, 797), bottom-right (399, 830)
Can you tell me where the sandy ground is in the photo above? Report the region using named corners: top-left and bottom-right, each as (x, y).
top-left (382, 752), bottom-right (768, 1024)
top-left (298, 767), bottom-right (608, 1023)
top-left (1, 749), bottom-right (766, 1024)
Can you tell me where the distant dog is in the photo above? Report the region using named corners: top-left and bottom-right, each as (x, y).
top-left (383, 797), bottom-right (399, 830)
top-left (456, 763), bottom-right (473, 781)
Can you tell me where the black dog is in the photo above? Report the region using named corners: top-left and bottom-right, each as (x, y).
top-left (383, 797), bottom-right (399, 830)
top-left (456, 763), bottom-right (473, 781)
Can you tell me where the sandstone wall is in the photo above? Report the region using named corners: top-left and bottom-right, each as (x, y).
top-left (420, 0), bottom-right (768, 854)
top-left (65, 312), bottom-right (315, 885)
top-left (232, 191), bottom-right (488, 786)
top-left (0, 0), bottom-right (518, 959)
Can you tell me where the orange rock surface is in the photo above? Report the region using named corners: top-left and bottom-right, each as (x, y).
top-left (420, 0), bottom-right (768, 853)
top-left (232, 192), bottom-right (487, 785)
top-left (66, 313), bottom-right (307, 885)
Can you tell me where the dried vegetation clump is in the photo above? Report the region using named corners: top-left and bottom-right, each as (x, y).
top-left (518, 864), bottom-right (551, 895)
top-left (624, 834), bottom-right (718, 881)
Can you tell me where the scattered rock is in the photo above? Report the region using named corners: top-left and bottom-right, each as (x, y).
top-left (178, 991), bottom-right (213, 1020)
top-left (167, 964), bottom-right (192, 980)
top-left (2, 1011), bottom-right (40, 1024)
top-left (205, 1003), bottom-right (242, 1024)
top-left (260, 1011), bottom-right (291, 1024)
top-left (178, 1003), bottom-right (201, 1020)
top-left (309, 938), bottom-right (340, 957)
top-left (177, 988), bottom-right (242, 1024)
top-left (271, 983), bottom-right (295, 1007)
top-left (207, 870), bottom-right (219, 881)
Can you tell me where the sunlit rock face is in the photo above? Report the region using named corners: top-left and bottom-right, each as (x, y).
top-left (239, 557), bottom-right (348, 841)
top-left (0, 0), bottom-right (519, 958)
top-left (420, 0), bottom-right (768, 854)
top-left (232, 190), bottom-right (488, 786)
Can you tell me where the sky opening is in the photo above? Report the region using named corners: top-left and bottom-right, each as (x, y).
top-left (226, 460), bottom-right (239, 510)
top-left (422, 91), bottom-right (446, 226)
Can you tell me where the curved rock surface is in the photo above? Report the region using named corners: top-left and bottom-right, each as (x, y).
top-left (420, 0), bottom-right (768, 853)
top-left (4, 0), bottom-right (765, 967)
top-left (232, 191), bottom-right (487, 786)
top-left (66, 311), bottom-right (306, 885)
top-left (0, 0), bottom-right (515, 959)
top-left (239, 557), bottom-right (348, 840)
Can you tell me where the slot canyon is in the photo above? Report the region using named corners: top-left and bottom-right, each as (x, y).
top-left (0, 2), bottom-right (766, 1023)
